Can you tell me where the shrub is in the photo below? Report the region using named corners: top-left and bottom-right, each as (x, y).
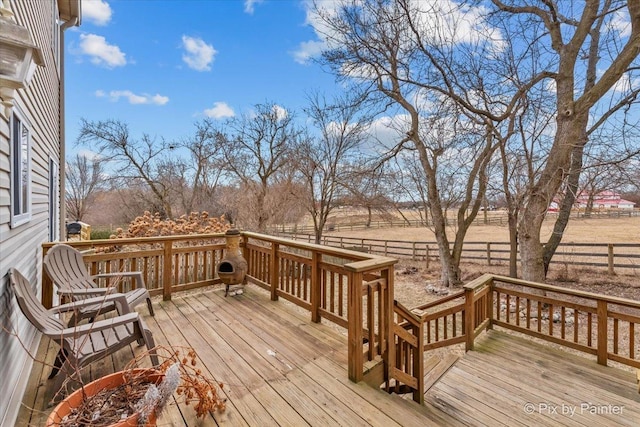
top-left (90, 229), bottom-right (113, 240)
top-left (111, 211), bottom-right (230, 238)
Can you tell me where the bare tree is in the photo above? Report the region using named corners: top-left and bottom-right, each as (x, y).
top-left (173, 119), bottom-right (226, 214)
top-left (77, 119), bottom-right (174, 218)
top-left (222, 102), bottom-right (302, 231)
top-left (489, 1), bottom-right (640, 282)
top-left (312, 1), bottom-right (502, 285)
top-left (296, 92), bottom-right (370, 243)
top-left (311, 0), bottom-right (640, 284)
top-left (342, 159), bottom-right (394, 228)
top-left (65, 153), bottom-right (105, 221)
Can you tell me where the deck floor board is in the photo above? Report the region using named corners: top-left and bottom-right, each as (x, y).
top-left (18, 285), bottom-right (640, 426)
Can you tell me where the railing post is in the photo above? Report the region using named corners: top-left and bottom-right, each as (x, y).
top-left (607, 244), bottom-right (614, 275)
top-left (464, 286), bottom-right (475, 351)
top-left (597, 300), bottom-right (608, 365)
top-left (310, 251), bottom-right (321, 323)
top-left (487, 284), bottom-right (494, 330)
top-left (163, 240), bottom-right (173, 301)
top-left (382, 266), bottom-right (394, 385)
top-left (270, 243), bottom-right (279, 301)
top-left (414, 317), bottom-right (425, 404)
top-left (348, 271), bottom-right (364, 382)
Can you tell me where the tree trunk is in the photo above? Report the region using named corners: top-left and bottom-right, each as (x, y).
top-left (543, 144), bottom-right (584, 276)
top-left (585, 193), bottom-right (595, 217)
top-left (519, 113), bottom-right (588, 282)
top-left (256, 185), bottom-right (267, 232)
top-left (508, 211), bottom-right (518, 278)
top-left (429, 196), bottom-right (461, 287)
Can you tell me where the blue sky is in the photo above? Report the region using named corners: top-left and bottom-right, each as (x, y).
top-left (66, 0), bottom-right (338, 149)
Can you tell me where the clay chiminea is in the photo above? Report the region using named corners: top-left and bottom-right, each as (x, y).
top-left (216, 229), bottom-right (248, 296)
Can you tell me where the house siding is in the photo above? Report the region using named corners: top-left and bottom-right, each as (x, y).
top-left (0, 1), bottom-right (67, 425)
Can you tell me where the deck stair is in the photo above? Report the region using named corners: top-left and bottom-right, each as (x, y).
top-left (424, 353), bottom-right (460, 393)
top-left (386, 352), bottom-right (460, 400)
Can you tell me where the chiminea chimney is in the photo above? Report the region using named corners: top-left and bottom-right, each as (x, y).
top-left (216, 229), bottom-right (248, 296)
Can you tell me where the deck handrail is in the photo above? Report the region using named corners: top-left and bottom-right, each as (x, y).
top-left (42, 236), bottom-right (639, 406)
top-left (392, 274), bottom-right (640, 401)
top-left (239, 232), bottom-right (396, 383)
top-left (42, 232), bottom-right (398, 386)
top-left (390, 272), bottom-right (640, 403)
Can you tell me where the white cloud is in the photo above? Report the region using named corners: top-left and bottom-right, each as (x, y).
top-left (79, 33), bottom-right (126, 67)
top-left (76, 148), bottom-right (102, 161)
top-left (610, 10), bottom-right (632, 38)
top-left (292, 40), bottom-right (326, 65)
top-left (204, 102), bottom-right (235, 119)
top-left (96, 89), bottom-right (169, 105)
top-left (181, 35), bottom-right (216, 71)
top-left (244, 0), bottom-right (264, 14)
top-left (609, 73), bottom-right (640, 94)
top-left (297, 0), bottom-right (504, 65)
top-left (272, 104), bottom-right (288, 120)
top-left (82, 0), bottom-right (113, 26)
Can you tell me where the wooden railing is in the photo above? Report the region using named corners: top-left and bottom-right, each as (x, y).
top-left (390, 302), bottom-right (425, 404)
top-left (489, 274), bottom-right (640, 368)
top-left (43, 236), bottom-right (637, 405)
top-left (41, 232), bottom-right (398, 385)
top-left (240, 232), bottom-right (396, 383)
top-left (42, 234), bottom-right (228, 306)
top-left (391, 273), bottom-right (640, 403)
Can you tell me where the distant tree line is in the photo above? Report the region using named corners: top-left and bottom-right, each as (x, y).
top-left (68, 1), bottom-right (640, 287)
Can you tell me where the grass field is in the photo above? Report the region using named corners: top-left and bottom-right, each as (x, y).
top-left (325, 214), bottom-right (640, 243)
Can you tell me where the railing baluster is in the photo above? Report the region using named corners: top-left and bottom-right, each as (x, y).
top-left (597, 300), bottom-right (608, 365)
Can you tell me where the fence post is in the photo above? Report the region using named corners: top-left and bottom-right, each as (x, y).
top-left (163, 240), bottom-right (173, 301)
top-left (425, 245), bottom-right (430, 269)
top-left (486, 243), bottom-right (492, 266)
top-left (412, 242), bottom-right (416, 261)
top-left (311, 251), bottom-right (322, 323)
top-left (464, 286), bottom-right (475, 351)
top-left (270, 243), bottom-right (279, 301)
top-left (597, 300), bottom-right (608, 366)
top-left (607, 244), bottom-right (615, 275)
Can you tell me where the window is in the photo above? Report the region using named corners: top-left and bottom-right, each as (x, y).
top-left (49, 157), bottom-right (59, 241)
top-left (10, 111), bottom-right (32, 227)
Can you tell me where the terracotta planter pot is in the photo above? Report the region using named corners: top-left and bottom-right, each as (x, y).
top-left (46, 368), bottom-right (164, 427)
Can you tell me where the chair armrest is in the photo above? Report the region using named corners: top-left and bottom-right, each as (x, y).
top-left (55, 312), bottom-right (140, 338)
top-left (57, 287), bottom-right (115, 297)
top-left (92, 271), bottom-right (145, 289)
top-left (50, 293), bottom-right (132, 315)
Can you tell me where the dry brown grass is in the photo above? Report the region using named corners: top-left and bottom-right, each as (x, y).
top-left (326, 214), bottom-right (640, 243)
top-left (322, 214), bottom-right (640, 306)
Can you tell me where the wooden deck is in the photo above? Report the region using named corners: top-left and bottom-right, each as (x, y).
top-left (425, 330), bottom-right (640, 426)
top-left (19, 285), bottom-right (640, 426)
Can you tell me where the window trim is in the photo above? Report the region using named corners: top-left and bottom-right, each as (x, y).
top-left (10, 109), bottom-right (32, 228)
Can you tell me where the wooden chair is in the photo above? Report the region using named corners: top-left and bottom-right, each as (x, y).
top-left (44, 243), bottom-right (154, 322)
top-left (8, 268), bottom-right (158, 379)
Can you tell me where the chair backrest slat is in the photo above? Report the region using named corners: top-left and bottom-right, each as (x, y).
top-left (8, 268), bottom-right (65, 334)
top-left (44, 244), bottom-right (96, 296)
